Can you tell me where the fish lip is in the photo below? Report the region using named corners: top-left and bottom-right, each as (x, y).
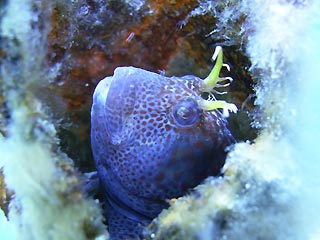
top-left (104, 189), bottom-right (152, 225)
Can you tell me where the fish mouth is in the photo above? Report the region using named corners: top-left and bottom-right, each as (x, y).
top-left (104, 188), bottom-right (153, 225)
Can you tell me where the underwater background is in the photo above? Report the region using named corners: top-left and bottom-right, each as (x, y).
top-left (1, 0), bottom-right (320, 239)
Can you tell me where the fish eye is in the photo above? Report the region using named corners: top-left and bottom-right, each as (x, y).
top-left (172, 99), bottom-right (200, 128)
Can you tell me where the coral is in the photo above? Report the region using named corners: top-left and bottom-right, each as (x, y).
top-left (0, 0), bottom-right (107, 239)
top-left (0, 207), bottom-right (16, 240)
top-left (4, 0), bottom-right (314, 239)
top-left (0, 169), bottom-right (11, 217)
top-left (144, 135), bottom-right (299, 240)
top-left (144, 0), bottom-right (320, 239)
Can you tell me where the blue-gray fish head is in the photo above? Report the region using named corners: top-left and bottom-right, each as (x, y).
top-left (91, 66), bottom-right (235, 221)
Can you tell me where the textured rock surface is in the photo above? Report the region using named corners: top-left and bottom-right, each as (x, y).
top-left (0, 1), bottom-right (107, 239)
top-left (143, 136), bottom-right (299, 239)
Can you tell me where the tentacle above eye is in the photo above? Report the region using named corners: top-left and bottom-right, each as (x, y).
top-left (198, 46), bottom-right (238, 117)
top-left (200, 46), bottom-right (232, 92)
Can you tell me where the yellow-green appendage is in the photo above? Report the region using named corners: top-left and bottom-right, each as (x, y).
top-left (198, 46), bottom-right (237, 117)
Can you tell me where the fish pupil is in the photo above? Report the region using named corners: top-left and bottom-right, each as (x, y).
top-left (177, 106), bottom-right (189, 119)
top-left (172, 99), bottom-right (200, 127)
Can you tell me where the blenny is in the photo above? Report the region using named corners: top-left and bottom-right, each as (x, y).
top-left (91, 46), bottom-right (237, 239)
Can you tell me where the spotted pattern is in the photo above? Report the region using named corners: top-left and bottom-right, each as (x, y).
top-left (91, 67), bottom-right (235, 239)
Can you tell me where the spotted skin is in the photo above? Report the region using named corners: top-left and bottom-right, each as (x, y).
top-left (91, 66), bottom-right (235, 239)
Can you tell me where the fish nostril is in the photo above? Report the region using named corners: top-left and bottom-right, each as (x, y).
top-left (201, 92), bottom-right (209, 100)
